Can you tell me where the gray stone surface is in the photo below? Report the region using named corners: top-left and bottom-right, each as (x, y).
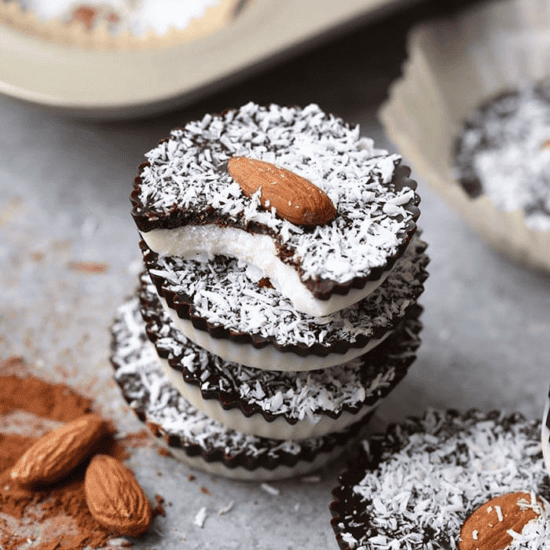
top-left (1, 1), bottom-right (549, 548)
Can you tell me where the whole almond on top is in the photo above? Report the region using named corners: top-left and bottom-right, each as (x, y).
top-left (459, 491), bottom-right (542, 550)
top-left (227, 156), bottom-right (337, 227)
top-left (84, 454), bottom-right (152, 537)
top-left (10, 413), bottom-right (108, 485)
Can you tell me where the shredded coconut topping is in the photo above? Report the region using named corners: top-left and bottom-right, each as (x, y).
top-left (110, 294), bottom-right (362, 461)
top-left (260, 482), bottom-right (280, 496)
top-left (455, 80), bottom-right (550, 231)
top-left (194, 506), bottom-right (208, 528)
top-left (133, 102), bottom-right (420, 286)
top-left (137, 274), bottom-right (421, 422)
top-left (333, 409), bottom-right (550, 549)
top-left (144, 236), bottom-right (428, 352)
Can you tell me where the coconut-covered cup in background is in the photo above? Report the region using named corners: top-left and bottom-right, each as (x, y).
top-left (380, 0), bottom-right (550, 272)
top-left (330, 408), bottom-right (550, 549)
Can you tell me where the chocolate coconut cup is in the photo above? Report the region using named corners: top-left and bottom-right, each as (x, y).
top-left (131, 103), bottom-right (421, 316)
top-left (330, 409), bottom-right (550, 549)
top-left (0, 0), bottom-right (241, 49)
top-left (141, 236), bottom-right (429, 371)
top-left (110, 298), bottom-right (374, 481)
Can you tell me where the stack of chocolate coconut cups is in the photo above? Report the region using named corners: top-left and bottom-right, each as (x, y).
top-left (110, 102), bottom-right (428, 480)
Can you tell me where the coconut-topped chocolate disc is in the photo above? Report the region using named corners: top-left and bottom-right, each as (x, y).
top-left (131, 103), bottom-right (421, 315)
top-left (330, 409), bottom-right (550, 550)
top-left (142, 235), bottom-right (429, 371)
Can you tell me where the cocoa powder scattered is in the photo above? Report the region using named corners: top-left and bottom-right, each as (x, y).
top-left (157, 446), bottom-right (174, 459)
top-left (0, 374), bottom-right (93, 420)
top-left (0, 356), bottom-right (160, 549)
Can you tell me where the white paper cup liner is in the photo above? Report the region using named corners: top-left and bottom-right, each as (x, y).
top-left (0, 0), bottom-right (245, 50)
top-left (379, 0), bottom-right (550, 272)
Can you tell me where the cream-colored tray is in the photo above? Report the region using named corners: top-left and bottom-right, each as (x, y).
top-left (0, 0), bottom-right (414, 118)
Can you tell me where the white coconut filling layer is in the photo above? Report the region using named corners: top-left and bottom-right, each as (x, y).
top-left (158, 354), bottom-right (376, 440)
top-left (141, 225), bottom-right (392, 316)
top-left (157, 292), bottom-right (391, 371)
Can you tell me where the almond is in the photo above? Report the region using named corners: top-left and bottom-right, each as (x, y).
top-left (84, 454), bottom-right (152, 537)
top-left (459, 491), bottom-right (542, 550)
top-left (10, 413), bottom-right (108, 485)
top-left (227, 156), bottom-right (337, 227)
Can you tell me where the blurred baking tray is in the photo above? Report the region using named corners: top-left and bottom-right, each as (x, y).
top-left (0, 0), bottom-right (416, 118)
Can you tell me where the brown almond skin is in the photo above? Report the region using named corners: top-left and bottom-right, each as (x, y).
top-left (459, 491), bottom-right (541, 550)
top-left (85, 454), bottom-right (152, 538)
top-left (10, 413), bottom-right (108, 486)
top-left (227, 156), bottom-right (337, 227)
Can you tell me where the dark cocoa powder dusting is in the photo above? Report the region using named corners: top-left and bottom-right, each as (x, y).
top-left (0, 356), bottom-right (160, 549)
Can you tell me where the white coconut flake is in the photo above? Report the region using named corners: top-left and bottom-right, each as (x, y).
top-left (218, 501), bottom-right (235, 516)
top-left (194, 506), bottom-right (208, 528)
top-left (260, 482), bottom-right (280, 496)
